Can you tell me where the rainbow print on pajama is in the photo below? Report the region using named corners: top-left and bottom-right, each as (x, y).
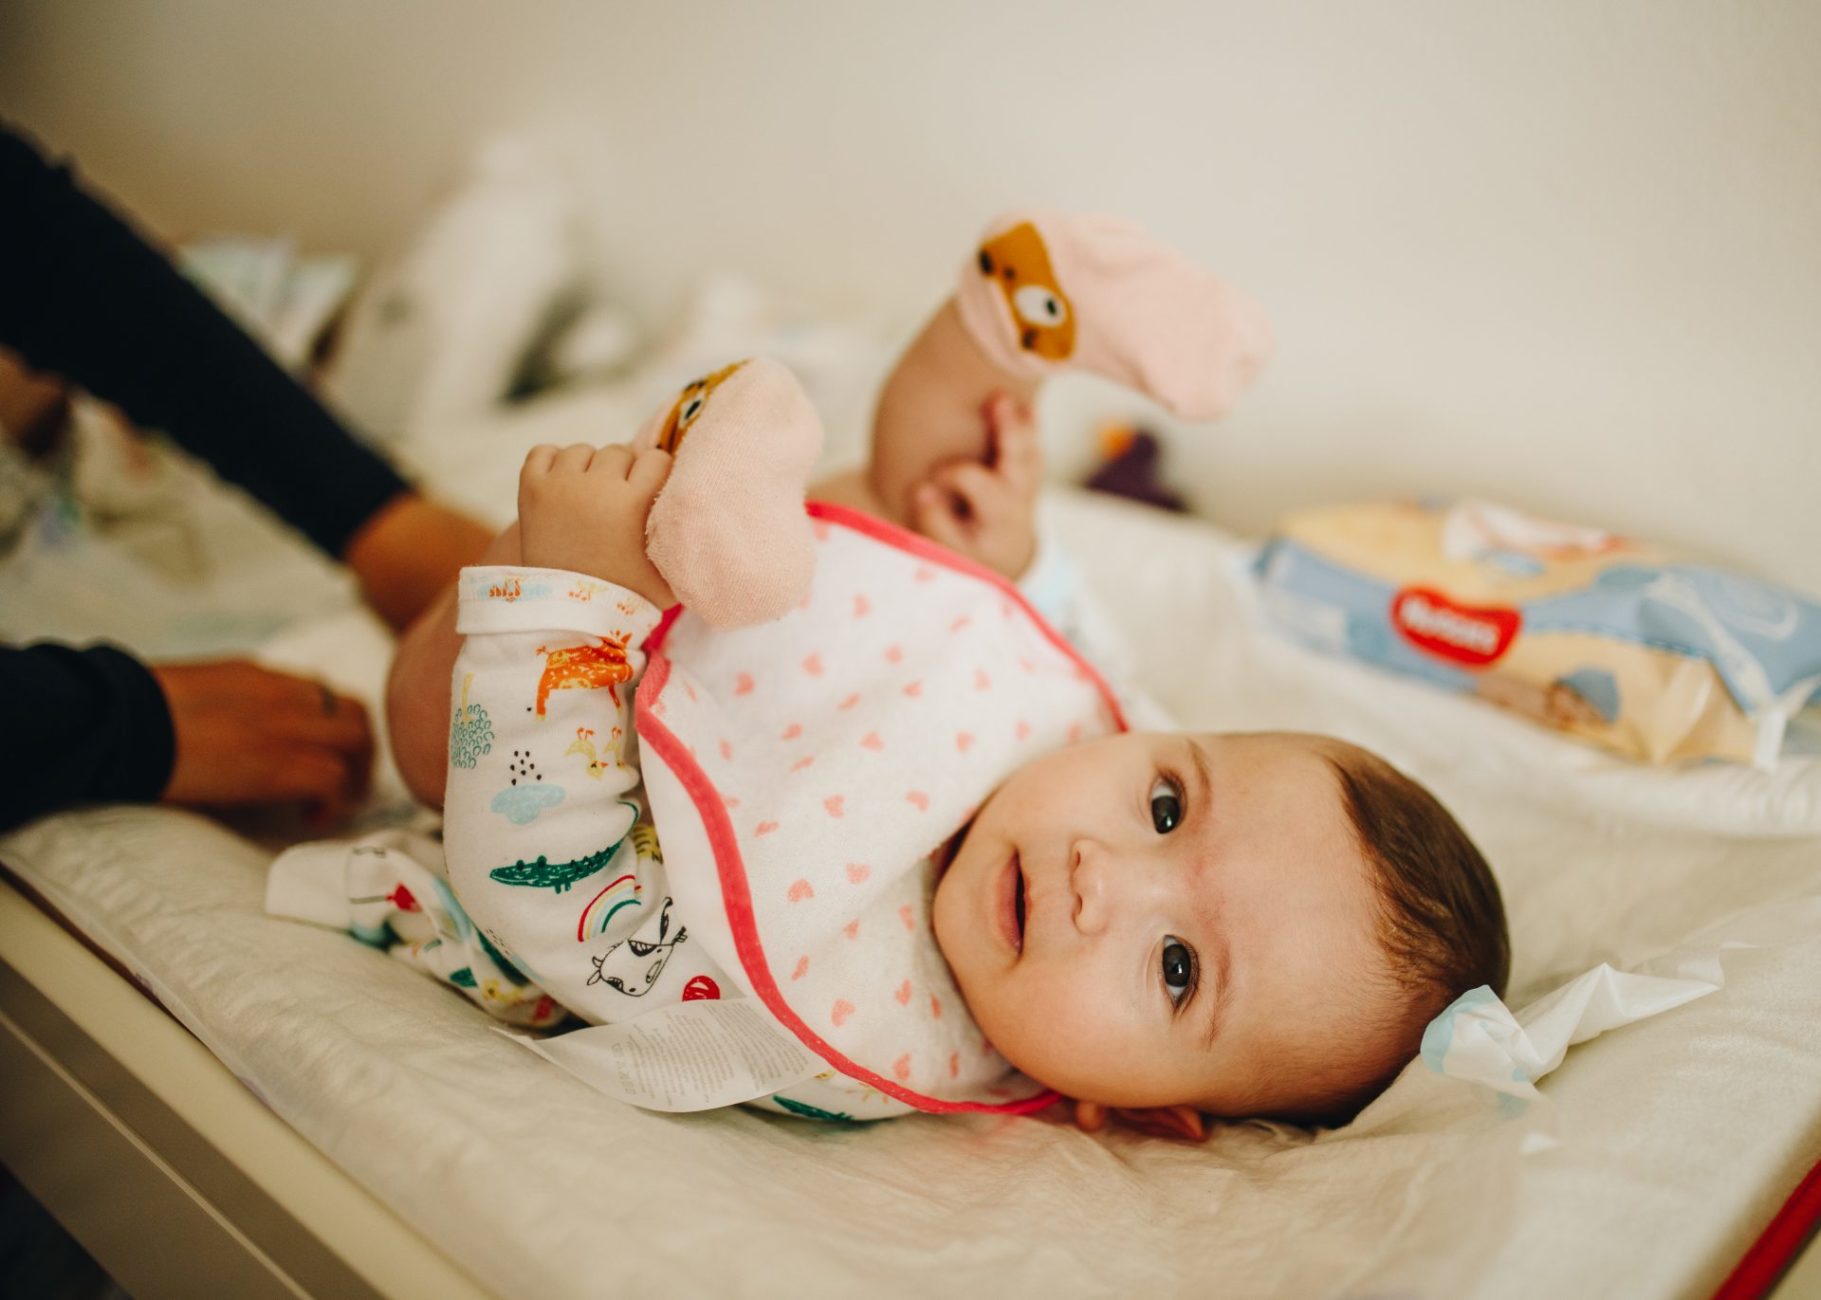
top-left (576, 873), bottom-right (643, 942)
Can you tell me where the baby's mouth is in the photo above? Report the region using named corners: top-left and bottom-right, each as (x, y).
top-left (1014, 859), bottom-right (1027, 943)
top-left (997, 851), bottom-right (1026, 956)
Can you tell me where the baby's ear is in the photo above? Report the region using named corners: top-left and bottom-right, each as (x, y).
top-left (1072, 1099), bottom-right (1211, 1143)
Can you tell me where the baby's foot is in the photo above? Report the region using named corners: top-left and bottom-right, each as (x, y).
top-left (953, 212), bottom-right (1274, 421)
top-left (633, 357), bottom-right (824, 628)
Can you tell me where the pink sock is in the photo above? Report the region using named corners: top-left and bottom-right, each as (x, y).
top-left (633, 358), bottom-right (824, 628)
top-left (953, 211), bottom-right (1274, 420)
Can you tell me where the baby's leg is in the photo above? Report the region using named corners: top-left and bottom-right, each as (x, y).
top-left (850, 212), bottom-right (1274, 526)
top-left (387, 521), bottom-right (519, 809)
top-left (272, 829), bottom-right (565, 1027)
top-left (389, 359), bottom-right (825, 808)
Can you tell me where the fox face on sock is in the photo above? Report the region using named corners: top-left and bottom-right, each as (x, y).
top-left (656, 360), bottom-right (748, 454)
top-left (955, 210), bottom-right (1274, 419)
top-left (636, 355), bottom-right (826, 628)
top-left (975, 222), bottom-right (1077, 362)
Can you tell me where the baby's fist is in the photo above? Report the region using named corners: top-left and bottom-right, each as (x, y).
top-left (517, 442), bottom-right (675, 608)
top-left (910, 393), bottom-right (1042, 580)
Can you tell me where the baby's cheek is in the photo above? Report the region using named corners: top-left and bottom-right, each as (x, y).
top-left (929, 877), bottom-right (964, 970)
top-left (949, 966), bottom-right (1033, 1067)
top-left (982, 973), bottom-right (1085, 1078)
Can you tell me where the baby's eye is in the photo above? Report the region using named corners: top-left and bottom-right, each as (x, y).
top-left (1161, 937), bottom-right (1196, 1006)
top-left (1149, 774), bottom-right (1184, 834)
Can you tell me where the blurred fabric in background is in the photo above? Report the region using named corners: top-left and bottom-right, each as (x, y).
top-left (2, 0), bottom-right (1816, 591)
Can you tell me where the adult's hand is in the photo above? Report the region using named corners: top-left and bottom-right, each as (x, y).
top-left (0, 345), bottom-right (70, 457)
top-left (342, 492), bottom-right (495, 631)
top-left (152, 660), bottom-right (374, 827)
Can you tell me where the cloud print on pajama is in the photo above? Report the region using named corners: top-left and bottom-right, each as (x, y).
top-left (491, 781), bottom-right (566, 825)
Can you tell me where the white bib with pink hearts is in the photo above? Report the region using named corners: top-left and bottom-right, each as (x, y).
top-left (629, 503), bottom-right (1126, 1118)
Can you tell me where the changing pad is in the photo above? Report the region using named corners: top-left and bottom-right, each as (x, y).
top-left (5, 450), bottom-right (1821, 1296)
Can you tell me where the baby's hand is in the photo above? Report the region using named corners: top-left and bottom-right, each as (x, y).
top-left (910, 393), bottom-right (1042, 581)
top-left (517, 442), bottom-right (675, 607)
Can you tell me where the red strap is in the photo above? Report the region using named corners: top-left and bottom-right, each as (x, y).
top-left (1713, 1153), bottom-right (1821, 1300)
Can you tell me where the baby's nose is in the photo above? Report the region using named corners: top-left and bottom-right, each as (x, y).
top-left (1070, 839), bottom-right (1118, 935)
top-left (1072, 838), bottom-right (1174, 935)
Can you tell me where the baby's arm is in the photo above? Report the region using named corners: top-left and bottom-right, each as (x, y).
top-left (440, 442), bottom-right (673, 999)
top-left (387, 443), bottom-right (675, 809)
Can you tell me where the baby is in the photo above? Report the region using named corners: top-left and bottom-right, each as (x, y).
top-left (348, 213), bottom-right (1509, 1131)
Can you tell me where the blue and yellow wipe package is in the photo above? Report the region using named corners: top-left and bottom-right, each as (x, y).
top-left (1254, 499), bottom-right (1821, 767)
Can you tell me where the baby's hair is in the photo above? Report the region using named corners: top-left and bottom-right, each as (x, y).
top-left (1299, 742), bottom-right (1509, 1124)
top-left (1329, 748), bottom-right (1508, 999)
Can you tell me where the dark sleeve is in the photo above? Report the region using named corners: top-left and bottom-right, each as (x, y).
top-left (0, 643), bottom-right (175, 833)
top-left (0, 126), bottom-right (410, 559)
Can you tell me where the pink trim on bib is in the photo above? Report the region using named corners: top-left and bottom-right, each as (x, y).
top-left (636, 503), bottom-right (1128, 1115)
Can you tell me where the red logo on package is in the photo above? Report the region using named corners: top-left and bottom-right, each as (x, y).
top-left (1391, 587), bottom-right (1521, 667)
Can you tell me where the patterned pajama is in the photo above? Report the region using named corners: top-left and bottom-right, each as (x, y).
top-left (269, 530), bottom-right (1134, 1045)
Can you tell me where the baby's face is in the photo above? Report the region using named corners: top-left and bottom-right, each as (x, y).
top-left (932, 731), bottom-right (1392, 1114)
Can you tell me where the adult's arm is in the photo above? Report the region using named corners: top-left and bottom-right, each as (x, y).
top-left (0, 643), bottom-right (375, 835)
top-left (0, 125), bottom-right (408, 559)
top-left (0, 643), bottom-right (173, 833)
top-left (0, 126), bottom-right (494, 628)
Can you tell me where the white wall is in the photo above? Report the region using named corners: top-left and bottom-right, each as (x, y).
top-left (4, 0), bottom-right (1818, 590)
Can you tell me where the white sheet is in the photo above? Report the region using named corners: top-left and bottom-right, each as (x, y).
top-left (6, 437), bottom-right (1821, 1295)
top-left (5, 179), bottom-right (1819, 1287)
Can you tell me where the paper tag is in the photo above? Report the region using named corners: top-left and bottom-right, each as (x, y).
top-left (498, 998), bottom-right (825, 1112)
